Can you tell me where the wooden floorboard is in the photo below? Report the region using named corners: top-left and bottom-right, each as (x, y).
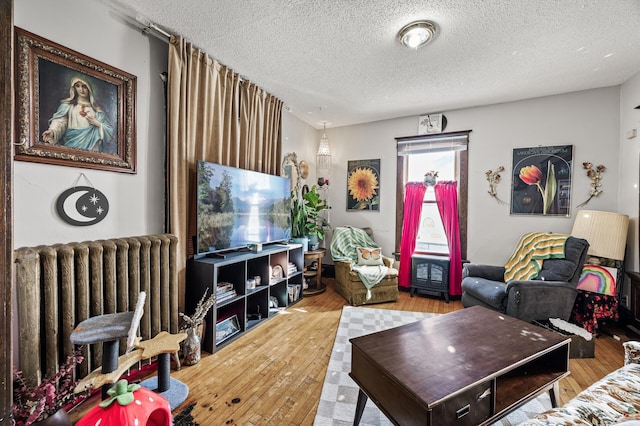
top-left (70, 278), bottom-right (631, 424)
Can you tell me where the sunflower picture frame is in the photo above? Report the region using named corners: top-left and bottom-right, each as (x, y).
top-left (347, 158), bottom-right (380, 211)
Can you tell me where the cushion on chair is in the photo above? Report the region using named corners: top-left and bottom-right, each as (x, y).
top-left (347, 267), bottom-right (398, 282)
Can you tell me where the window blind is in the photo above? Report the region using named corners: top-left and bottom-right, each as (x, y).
top-left (396, 130), bottom-right (470, 156)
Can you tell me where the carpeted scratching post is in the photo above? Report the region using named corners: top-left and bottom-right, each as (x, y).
top-left (71, 292), bottom-right (189, 410)
top-left (140, 352), bottom-right (189, 410)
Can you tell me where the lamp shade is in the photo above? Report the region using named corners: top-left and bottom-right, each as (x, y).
top-left (571, 210), bottom-right (629, 260)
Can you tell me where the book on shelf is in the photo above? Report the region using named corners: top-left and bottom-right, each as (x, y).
top-left (287, 283), bottom-right (301, 302)
top-left (217, 289), bottom-right (236, 299)
top-left (217, 291), bottom-right (237, 303)
top-left (216, 282), bottom-right (234, 293)
top-left (217, 295), bottom-right (236, 303)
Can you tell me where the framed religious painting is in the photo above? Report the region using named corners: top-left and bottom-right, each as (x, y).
top-left (14, 27), bottom-right (137, 173)
top-left (346, 159), bottom-right (380, 211)
top-left (510, 145), bottom-right (573, 216)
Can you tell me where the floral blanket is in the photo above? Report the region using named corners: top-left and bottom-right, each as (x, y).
top-left (519, 341), bottom-right (640, 425)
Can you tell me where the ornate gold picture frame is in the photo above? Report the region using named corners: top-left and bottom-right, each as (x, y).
top-left (14, 27), bottom-right (137, 173)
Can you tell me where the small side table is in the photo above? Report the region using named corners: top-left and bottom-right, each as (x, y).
top-left (303, 248), bottom-right (326, 295)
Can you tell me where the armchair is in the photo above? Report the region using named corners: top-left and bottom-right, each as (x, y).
top-left (461, 236), bottom-right (589, 322)
top-left (330, 226), bottom-right (399, 306)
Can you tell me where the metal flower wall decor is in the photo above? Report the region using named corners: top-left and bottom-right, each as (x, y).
top-left (577, 162), bottom-right (606, 207)
top-left (485, 166), bottom-right (507, 204)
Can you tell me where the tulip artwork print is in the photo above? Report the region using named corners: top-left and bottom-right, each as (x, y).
top-left (519, 161), bottom-right (557, 214)
top-left (511, 145), bottom-right (572, 216)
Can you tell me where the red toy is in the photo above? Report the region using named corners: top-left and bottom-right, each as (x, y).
top-left (77, 379), bottom-right (172, 426)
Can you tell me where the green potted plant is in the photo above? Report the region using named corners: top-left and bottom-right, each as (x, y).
top-left (303, 185), bottom-right (329, 250)
top-left (291, 185), bottom-right (329, 251)
top-left (291, 190), bottom-right (309, 251)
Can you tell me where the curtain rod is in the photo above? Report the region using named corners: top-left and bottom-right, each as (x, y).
top-left (125, 13), bottom-right (291, 111)
top-left (141, 21), bottom-right (171, 40)
top-left (132, 15), bottom-right (172, 41)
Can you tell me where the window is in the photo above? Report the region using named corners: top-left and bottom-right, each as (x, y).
top-left (395, 131), bottom-right (470, 258)
top-left (408, 151), bottom-right (454, 254)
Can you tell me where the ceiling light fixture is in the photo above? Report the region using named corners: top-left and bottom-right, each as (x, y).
top-left (397, 20), bottom-right (437, 50)
top-left (317, 122), bottom-right (332, 177)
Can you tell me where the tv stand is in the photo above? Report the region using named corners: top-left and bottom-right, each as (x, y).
top-left (187, 243), bottom-right (304, 353)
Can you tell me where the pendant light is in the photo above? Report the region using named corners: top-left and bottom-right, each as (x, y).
top-left (317, 122), bottom-right (332, 177)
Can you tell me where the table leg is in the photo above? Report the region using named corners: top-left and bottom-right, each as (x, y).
top-left (548, 382), bottom-right (560, 408)
top-left (354, 389), bottom-right (368, 426)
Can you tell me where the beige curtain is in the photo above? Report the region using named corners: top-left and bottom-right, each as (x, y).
top-left (167, 35), bottom-right (282, 310)
top-left (240, 81), bottom-right (283, 174)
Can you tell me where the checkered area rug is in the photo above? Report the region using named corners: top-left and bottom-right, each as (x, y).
top-left (314, 306), bottom-right (552, 426)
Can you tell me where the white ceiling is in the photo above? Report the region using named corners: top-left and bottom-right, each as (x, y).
top-left (103, 0), bottom-right (640, 129)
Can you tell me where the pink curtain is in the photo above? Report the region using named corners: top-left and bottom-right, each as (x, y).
top-left (434, 181), bottom-right (462, 296)
top-left (398, 182), bottom-right (427, 288)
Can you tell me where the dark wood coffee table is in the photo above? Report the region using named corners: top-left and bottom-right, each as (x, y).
top-left (349, 306), bottom-right (570, 426)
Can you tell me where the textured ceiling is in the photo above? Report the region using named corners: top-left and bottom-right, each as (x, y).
top-left (102, 0), bottom-right (640, 129)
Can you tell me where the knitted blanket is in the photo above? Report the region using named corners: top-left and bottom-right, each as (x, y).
top-left (330, 226), bottom-right (389, 300)
top-left (504, 232), bottom-right (568, 282)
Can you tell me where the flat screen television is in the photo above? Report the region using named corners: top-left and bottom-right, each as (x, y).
top-left (195, 160), bottom-right (292, 256)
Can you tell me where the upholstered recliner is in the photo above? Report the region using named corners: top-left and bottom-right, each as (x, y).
top-left (461, 235), bottom-right (589, 322)
top-left (330, 226), bottom-right (399, 306)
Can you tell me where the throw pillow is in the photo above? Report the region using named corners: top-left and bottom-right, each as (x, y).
top-left (356, 247), bottom-right (383, 266)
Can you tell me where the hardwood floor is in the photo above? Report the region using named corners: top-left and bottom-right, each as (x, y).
top-left (72, 278), bottom-right (630, 425)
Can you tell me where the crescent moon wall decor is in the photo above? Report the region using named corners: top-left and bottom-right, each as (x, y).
top-left (56, 185), bottom-right (110, 226)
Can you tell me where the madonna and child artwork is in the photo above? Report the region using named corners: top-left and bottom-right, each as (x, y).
top-left (14, 27), bottom-right (137, 173)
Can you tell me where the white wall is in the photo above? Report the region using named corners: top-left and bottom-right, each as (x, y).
top-left (320, 87), bottom-right (622, 266)
top-left (14, 0), bottom-right (167, 248)
top-left (281, 111), bottom-right (317, 175)
top-left (619, 71), bottom-right (640, 273)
